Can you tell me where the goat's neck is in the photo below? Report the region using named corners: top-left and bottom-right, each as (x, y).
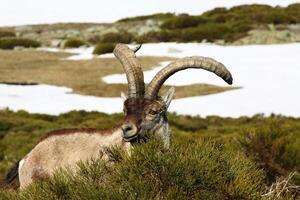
top-left (152, 117), bottom-right (172, 149)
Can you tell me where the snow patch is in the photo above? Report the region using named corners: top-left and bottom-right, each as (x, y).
top-left (8, 43), bottom-right (300, 117)
top-left (0, 84), bottom-right (122, 115)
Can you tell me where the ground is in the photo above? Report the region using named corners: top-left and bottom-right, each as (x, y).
top-left (0, 49), bottom-right (237, 98)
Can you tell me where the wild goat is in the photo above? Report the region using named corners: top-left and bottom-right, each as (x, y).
top-left (2, 43), bottom-right (232, 189)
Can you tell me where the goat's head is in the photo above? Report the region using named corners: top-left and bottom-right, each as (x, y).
top-left (114, 44), bottom-right (233, 146)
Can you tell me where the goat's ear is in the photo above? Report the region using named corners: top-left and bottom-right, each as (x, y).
top-left (121, 92), bottom-right (127, 101)
top-left (162, 87), bottom-right (175, 108)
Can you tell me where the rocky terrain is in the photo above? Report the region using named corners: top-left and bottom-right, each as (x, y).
top-left (1, 4), bottom-right (300, 48)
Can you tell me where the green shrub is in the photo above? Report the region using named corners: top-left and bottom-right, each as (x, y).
top-left (181, 24), bottom-right (232, 42)
top-left (12, 140), bottom-right (265, 200)
top-left (0, 31), bottom-right (15, 38)
top-left (161, 15), bottom-right (207, 29)
top-left (118, 13), bottom-right (175, 22)
top-left (156, 4), bottom-right (300, 43)
top-left (0, 110), bottom-right (299, 198)
top-left (64, 38), bottom-right (86, 48)
top-left (99, 32), bottom-right (134, 44)
top-left (136, 30), bottom-right (180, 43)
top-left (202, 7), bottom-right (228, 18)
top-left (169, 115), bottom-right (207, 132)
top-left (238, 123), bottom-right (300, 184)
top-left (93, 43), bottom-right (115, 55)
top-left (0, 38), bottom-right (40, 49)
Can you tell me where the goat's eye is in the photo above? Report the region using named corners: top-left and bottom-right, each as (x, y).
top-left (148, 109), bottom-right (157, 115)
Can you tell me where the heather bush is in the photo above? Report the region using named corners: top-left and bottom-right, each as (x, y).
top-left (136, 4), bottom-right (300, 43)
top-left (161, 15), bottom-right (207, 29)
top-left (99, 32), bottom-right (134, 44)
top-left (0, 38), bottom-right (40, 49)
top-left (64, 38), bottom-right (86, 48)
top-left (93, 43), bottom-right (115, 55)
top-left (6, 140), bottom-right (265, 200)
top-left (0, 110), bottom-right (299, 199)
top-left (0, 31), bottom-right (15, 38)
top-left (239, 124), bottom-right (300, 184)
top-left (118, 13), bottom-right (175, 22)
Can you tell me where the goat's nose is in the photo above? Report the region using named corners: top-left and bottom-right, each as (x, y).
top-left (121, 123), bottom-right (137, 139)
top-left (123, 124), bottom-right (133, 132)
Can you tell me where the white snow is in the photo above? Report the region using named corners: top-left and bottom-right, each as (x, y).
top-left (0, 84), bottom-right (122, 115)
top-left (2, 42), bottom-right (300, 117)
top-left (37, 47), bottom-right (95, 60)
top-left (103, 43), bottom-right (300, 117)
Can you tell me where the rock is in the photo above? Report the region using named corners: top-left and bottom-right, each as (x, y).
top-left (167, 48), bottom-right (182, 53)
top-left (215, 39), bottom-right (226, 45)
top-left (15, 25), bottom-right (32, 32)
top-left (14, 46), bottom-right (25, 51)
top-left (233, 28), bottom-right (300, 45)
top-left (50, 39), bottom-right (64, 47)
top-left (145, 19), bottom-right (157, 26)
top-left (135, 25), bottom-right (161, 36)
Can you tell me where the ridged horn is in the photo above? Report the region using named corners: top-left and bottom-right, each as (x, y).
top-left (145, 56), bottom-right (233, 100)
top-left (132, 44), bottom-right (142, 53)
top-left (113, 43), bottom-right (145, 98)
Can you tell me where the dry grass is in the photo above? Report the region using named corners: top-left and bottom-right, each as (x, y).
top-left (0, 49), bottom-right (237, 98)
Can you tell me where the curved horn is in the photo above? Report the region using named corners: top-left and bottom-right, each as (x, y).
top-left (113, 43), bottom-right (145, 98)
top-left (132, 44), bottom-right (142, 53)
top-left (145, 56), bottom-right (233, 100)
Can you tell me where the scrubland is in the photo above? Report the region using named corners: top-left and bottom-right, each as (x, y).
top-left (0, 110), bottom-right (299, 199)
top-left (0, 3), bottom-right (300, 49)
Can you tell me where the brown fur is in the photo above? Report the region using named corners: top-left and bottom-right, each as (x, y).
top-left (38, 126), bottom-right (122, 144)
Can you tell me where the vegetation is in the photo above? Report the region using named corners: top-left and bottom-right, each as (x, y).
top-left (0, 31), bottom-right (15, 38)
top-left (0, 110), bottom-right (299, 199)
top-left (0, 4), bottom-right (297, 50)
top-left (117, 13), bottom-right (175, 22)
top-left (0, 38), bottom-right (40, 49)
top-left (129, 3), bottom-right (300, 43)
top-left (64, 38), bottom-right (86, 48)
top-left (98, 32), bottom-right (134, 44)
top-left (89, 32), bottom-right (134, 47)
top-left (93, 43), bottom-right (115, 55)
top-left (1, 4), bottom-right (298, 47)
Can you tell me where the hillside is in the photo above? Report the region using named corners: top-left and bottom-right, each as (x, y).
top-left (0, 3), bottom-right (300, 49)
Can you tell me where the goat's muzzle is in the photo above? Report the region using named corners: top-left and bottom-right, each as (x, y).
top-left (121, 122), bottom-right (138, 142)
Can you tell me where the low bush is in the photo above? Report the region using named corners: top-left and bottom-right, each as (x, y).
top-left (136, 30), bottom-right (180, 43)
top-left (161, 15), bottom-right (207, 29)
top-left (0, 31), bottom-right (15, 38)
top-left (239, 124), bottom-right (300, 185)
top-left (4, 140), bottom-right (265, 200)
top-left (64, 38), bottom-right (86, 48)
top-left (118, 13), bottom-right (175, 22)
top-left (140, 4), bottom-right (300, 43)
top-left (0, 110), bottom-right (299, 199)
top-left (93, 43), bottom-right (115, 55)
top-left (99, 32), bottom-right (134, 44)
top-left (0, 38), bottom-right (40, 49)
